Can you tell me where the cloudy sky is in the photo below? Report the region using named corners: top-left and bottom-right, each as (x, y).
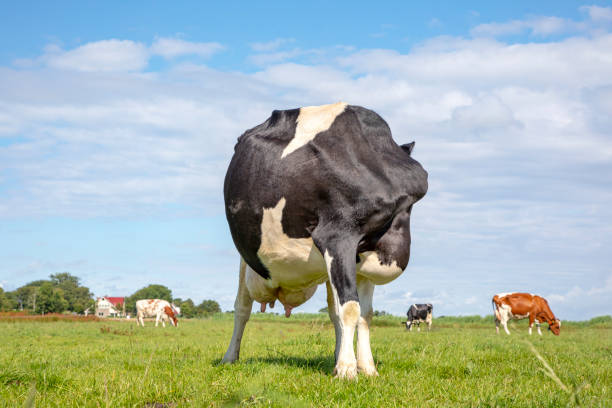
top-left (1, 1), bottom-right (611, 320)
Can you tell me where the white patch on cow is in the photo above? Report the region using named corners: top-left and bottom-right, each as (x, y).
top-left (336, 300), bottom-right (360, 379)
top-left (244, 264), bottom-right (277, 304)
top-left (254, 198), bottom-right (324, 311)
top-left (281, 102), bottom-right (348, 158)
top-left (357, 251), bottom-right (403, 284)
top-left (356, 278), bottom-right (377, 376)
top-left (324, 251), bottom-right (339, 309)
top-left (258, 198), bottom-right (326, 285)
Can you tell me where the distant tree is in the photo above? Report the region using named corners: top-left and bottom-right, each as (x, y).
top-left (319, 307), bottom-right (328, 313)
top-left (50, 272), bottom-right (93, 313)
top-left (373, 310), bottom-right (388, 317)
top-left (126, 284), bottom-right (173, 314)
top-left (12, 285), bottom-right (39, 311)
top-left (176, 298), bottom-right (197, 318)
top-left (0, 289), bottom-right (17, 311)
top-left (35, 282), bottom-right (68, 314)
top-left (0, 288), bottom-right (10, 311)
top-left (4, 274), bottom-right (92, 313)
top-left (197, 299), bottom-right (221, 315)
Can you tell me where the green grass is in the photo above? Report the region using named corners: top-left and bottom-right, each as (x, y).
top-left (0, 314), bottom-right (610, 407)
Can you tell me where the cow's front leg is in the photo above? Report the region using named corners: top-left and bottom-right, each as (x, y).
top-left (222, 258), bottom-right (254, 363)
top-left (356, 277), bottom-right (378, 376)
top-left (536, 321), bottom-right (542, 336)
top-left (502, 318), bottom-right (511, 335)
top-left (314, 228), bottom-right (360, 380)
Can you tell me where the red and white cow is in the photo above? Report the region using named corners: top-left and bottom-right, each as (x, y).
top-left (492, 293), bottom-right (560, 335)
top-left (135, 299), bottom-right (179, 327)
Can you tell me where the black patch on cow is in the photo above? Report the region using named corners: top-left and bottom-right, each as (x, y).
top-left (224, 104), bottom-right (428, 303)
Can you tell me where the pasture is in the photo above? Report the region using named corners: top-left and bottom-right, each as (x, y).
top-left (0, 314), bottom-right (610, 407)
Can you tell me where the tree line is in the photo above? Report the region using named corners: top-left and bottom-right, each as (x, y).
top-left (0, 272), bottom-right (221, 317)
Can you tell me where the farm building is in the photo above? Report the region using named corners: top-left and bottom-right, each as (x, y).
top-left (95, 296), bottom-right (126, 318)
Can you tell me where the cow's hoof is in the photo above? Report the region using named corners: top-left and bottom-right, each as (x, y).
top-left (333, 362), bottom-right (358, 380)
top-left (221, 355), bottom-right (237, 364)
top-left (357, 365), bottom-right (379, 377)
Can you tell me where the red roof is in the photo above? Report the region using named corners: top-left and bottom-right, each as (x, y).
top-left (103, 297), bottom-right (125, 306)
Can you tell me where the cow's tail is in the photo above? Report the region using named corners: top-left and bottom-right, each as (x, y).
top-left (492, 295), bottom-right (501, 321)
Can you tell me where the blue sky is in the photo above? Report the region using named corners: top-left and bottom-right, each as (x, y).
top-left (1, 1), bottom-right (611, 320)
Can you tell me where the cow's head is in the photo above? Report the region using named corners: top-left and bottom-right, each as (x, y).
top-left (163, 306), bottom-right (179, 327)
top-left (548, 319), bottom-right (561, 335)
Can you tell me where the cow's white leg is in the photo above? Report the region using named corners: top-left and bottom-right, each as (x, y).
top-left (326, 280), bottom-right (341, 363)
top-left (356, 278), bottom-right (377, 376)
top-left (529, 323), bottom-right (533, 335)
top-left (537, 322), bottom-right (542, 336)
top-left (502, 318), bottom-right (510, 335)
top-left (155, 312), bottom-right (161, 327)
top-left (313, 229), bottom-right (360, 380)
top-left (417, 323), bottom-right (421, 332)
top-left (222, 258), bottom-right (254, 363)
top-left (138, 313), bottom-right (145, 327)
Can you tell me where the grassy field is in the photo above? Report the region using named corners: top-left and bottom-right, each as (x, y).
top-left (0, 313), bottom-right (610, 407)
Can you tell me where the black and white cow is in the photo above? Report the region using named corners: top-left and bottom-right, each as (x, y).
top-left (221, 102), bottom-right (428, 379)
top-left (405, 303), bottom-right (433, 331)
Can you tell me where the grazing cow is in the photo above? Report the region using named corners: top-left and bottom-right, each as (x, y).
top-left (135, 299), bottom-right (179, 327)
top-left (221, 103), bottom-right (428, 379)
top-left (406, 303), bottom-right (433, 331)
top-left (492, 293), bottom-right (560, 336)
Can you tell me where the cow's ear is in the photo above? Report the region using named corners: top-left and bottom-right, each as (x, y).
top-left (401, 142), bottom-right (415, 156)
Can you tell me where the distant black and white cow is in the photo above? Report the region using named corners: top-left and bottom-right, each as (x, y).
top-left (405, 303), bottom-right (433, 331)
top-left (221, 102), bottom-right (428, 379)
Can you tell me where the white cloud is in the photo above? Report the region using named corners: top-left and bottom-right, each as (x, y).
top-left (471, 17), bottom-right (583, 37)
top-left (250, 38), bottom-right (295, 52)
top-left (581, 5), bottom-right (612, 23)
top-left (18, 38), bottom-right (225, 73)
top-left (471, 6), bottom-right (612, 38)
top-left (150, 37), bottom-right (224, 59)
top-left (45, 40), bottom-right (149, 72)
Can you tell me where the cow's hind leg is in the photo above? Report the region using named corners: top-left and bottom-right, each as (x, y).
top-left (356, 277), bottom-right (378, 376)
top-left (222, 258), bottom-right (254, 363)
top-left (326, 280), bottom-right (341, 363)
top-left (313, 227), bottom-right (360, 380)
